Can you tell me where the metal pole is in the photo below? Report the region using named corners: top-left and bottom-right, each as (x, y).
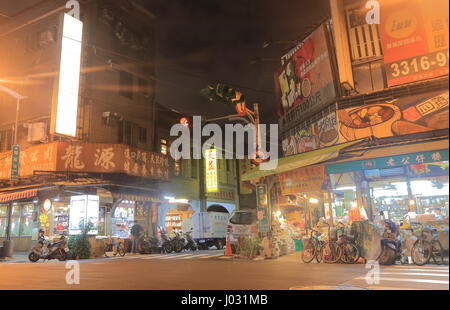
top-left (14, 99), bottom-right (20, 145)
top-left (5, 202), bottom-right (13, 241)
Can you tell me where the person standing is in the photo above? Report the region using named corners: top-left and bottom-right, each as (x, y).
top-left (130, 222), bottom-right (144, 254)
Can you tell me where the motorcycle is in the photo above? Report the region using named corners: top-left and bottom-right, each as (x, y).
top-left (378, 220), bottom-right (404, 265)
top-left (160, 230), bottom-right (174, 253)
top-left (181, 230), bottom-right (198, 252)
top-left (171, 232), bottom-right (185, 253)
top-left (28, 234), bottom-right (68, 262)
top-left (140, 235), bottom-right (162, 254)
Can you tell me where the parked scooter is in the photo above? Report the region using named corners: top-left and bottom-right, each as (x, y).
top-left (172, 232), bottom-right (185, 253)
top-left (28, 230), bottom-right (68, 262)
top-left (181, 229), bottom-right (198, 252)
top-left (160, 230), bottom-right (174, 253)
top-left (140, 235), bottom-right (162, 254)
top-left (378, 220), bottom-right (404, 265)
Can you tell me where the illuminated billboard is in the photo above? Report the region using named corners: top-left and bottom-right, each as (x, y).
top-left (53, 13), bottom-right (83, 137)
top-left (204, 148), bottom-right (218, 193)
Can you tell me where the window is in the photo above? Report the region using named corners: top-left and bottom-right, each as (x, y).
top-left (119, 121), bottom-right (133, 146)
top-left (10, 205), bottom-right (21, 237)
top-left (174, 160), bottom-right (182, 176)
top-left (20, 205), bottom-right (34, 236)
top-left (138, 127), bottom-right (147, 144)
top-left (161, 139), bottom-right (168, 155)
top-left (0, 205), bottom-right (7, 237)
top-left (0, 129), bottom-right (12, 152)
top-left (119, 70), bottom-right (133, 99)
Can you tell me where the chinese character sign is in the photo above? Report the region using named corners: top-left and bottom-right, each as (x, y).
top-left (0, 142), bottom-right (169, 181)
top-left (10, 145), bottom-right (20, 182)
top-left (204, 148), bottom-right (218, 193)
top-left (379, 0), bottom-right (449, 86)
top-left (256, 184), bottom-right (269, 233)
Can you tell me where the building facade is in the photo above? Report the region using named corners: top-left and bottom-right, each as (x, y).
top-left (242, 0), bottom-right (449, 240)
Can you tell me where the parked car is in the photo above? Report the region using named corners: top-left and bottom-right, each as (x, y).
top-left (227, 209), bottom-right (257, 251)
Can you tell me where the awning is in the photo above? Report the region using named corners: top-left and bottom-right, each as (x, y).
top-left (0, 189), bottom-right (38, 203)
top-left (326, 139), bottom-right (449, 174)
top-left (241, 140), bottom-right (363, 181)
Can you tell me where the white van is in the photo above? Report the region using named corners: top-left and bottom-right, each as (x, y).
top-left (227, 209), bottom-right (257, 247)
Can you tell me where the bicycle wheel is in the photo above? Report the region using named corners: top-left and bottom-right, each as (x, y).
top-left (316, 242), bottom-right (323, 263)
top-left (340, 242), bottom-right (360, 264)
top-left (301, 240), bottom-right (316, 263)
top-left (431, 240), bottom-right (444, 265)
top-left (104, 244), bottom-right (114, 258)
top-left (321, 242), bottom-right (342, 264)
top-left (411, 239), bottom-right (432, 266)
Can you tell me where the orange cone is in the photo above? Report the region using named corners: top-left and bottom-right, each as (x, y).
top-left (224, 237), bottom-right (233, 256)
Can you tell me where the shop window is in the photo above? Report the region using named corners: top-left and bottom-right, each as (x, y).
top-left (20, 205), bottom-right (34, 236)
top-left (0, 129), bottom-right (13, 152)
top-left (0, 205), bottom-right (7, 237)
top-left (174, 159), bottom-right (182, 176)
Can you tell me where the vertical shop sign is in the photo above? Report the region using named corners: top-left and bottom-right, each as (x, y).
top-left (256, 184), bottom-right (270, 233)
top-left (204, 148), bottom-right (218, 193)
top-left (10, 145), bottom-right (20, 182)
top-left (379, 0), bottom-right (449, 86)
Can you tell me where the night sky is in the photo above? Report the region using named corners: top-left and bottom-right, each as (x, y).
top-left (140, 0), bottom-right (329, 123)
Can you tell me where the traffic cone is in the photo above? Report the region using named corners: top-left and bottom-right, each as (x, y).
top-left (224, 237), bottom-right (233, 256)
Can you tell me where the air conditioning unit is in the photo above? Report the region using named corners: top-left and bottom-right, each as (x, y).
top-left (26, 122), bottom-right (47, 142)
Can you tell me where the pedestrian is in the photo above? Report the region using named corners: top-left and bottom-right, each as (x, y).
top-left (130, 222), bottom-right (144, 254)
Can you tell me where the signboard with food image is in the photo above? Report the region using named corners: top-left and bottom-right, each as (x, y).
top-left (281, 125), bottom-right (316, 157)
top-left (337, 91), bottom-right (449, 142)
top-left (313, 112), bottom-right (340, 148)
top-left (379, 0), bottom-right (449, 87)
top-left (276, 23), bottom-right (336, 119)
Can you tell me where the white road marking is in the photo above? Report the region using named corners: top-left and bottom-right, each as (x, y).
top-left (378, 272), bottom-right (449, 277)
top-left (354, 276), bottom-right (449, 284)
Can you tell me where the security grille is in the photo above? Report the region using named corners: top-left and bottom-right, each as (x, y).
top-left (346, 7), bottom-right (383, 61)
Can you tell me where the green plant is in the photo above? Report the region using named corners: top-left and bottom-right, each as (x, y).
top-left (68, 222), bottom-right (93, 259)
top-left (237, 236), bottom-right (262, 259)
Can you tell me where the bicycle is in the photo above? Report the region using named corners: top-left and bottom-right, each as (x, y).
top-left (410, 223), bottom-right (444, 266)
top-left (104, 237), bottom-right (126, 258)
top-left (301, 228), bottom-right (325, 263)
top-left (320, 223), bottom-right (342, 264)
top-left (336, 223), bottom-right (360, 264)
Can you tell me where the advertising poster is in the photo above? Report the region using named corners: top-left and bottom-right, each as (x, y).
top-left (337, 91), bottom-right (448, 142)
top-left (276, 23), bottom-right (336, 118)
top-left (379, 0), bottom-right (449, 86)
top-left (204, 148), bottom-right (218, 193)
top-left (313, 112), bottom-right (340, 148)
top-left (279, 165), bottom-right (326, 195)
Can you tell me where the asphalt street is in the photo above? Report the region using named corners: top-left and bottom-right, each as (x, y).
top-left (0, 250), bottom-right (448, 290)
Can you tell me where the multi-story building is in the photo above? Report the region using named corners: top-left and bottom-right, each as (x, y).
top-left (0, 0), bottom-right (242, 255)
top-left (242, 0), bottom-right (449, 238)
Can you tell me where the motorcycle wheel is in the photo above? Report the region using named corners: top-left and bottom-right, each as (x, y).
top-left (174, 241), bottom-right (183, 253)
top-left (379, 248), bottom-right (396, 265)
top-left (118, 243), bottom-right (126, 257)
top-left (28, 252), bottom-right (40, 263)
top-left (162, 243), bottom-right (173, 254)
top-left (58, 249), bottom-right (67, 261)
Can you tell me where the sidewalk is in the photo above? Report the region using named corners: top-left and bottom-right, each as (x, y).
top-left (0, 252), bottom-right (29, 263)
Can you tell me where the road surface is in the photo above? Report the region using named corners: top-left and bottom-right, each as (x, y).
top-left (0, 250), bottom-right (448, 290)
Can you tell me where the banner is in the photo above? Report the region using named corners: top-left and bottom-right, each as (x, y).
top-left (256, 184), bottom-right (270, 233)
top-left (0, 142), bottom-right (169, 180)
top-left (276, 23), bottom-right (336, 118)
top-left (279, 165), bottom-right (326, 195)
top-left (379, 0), bottom-right (449, 86)
top-left (337, 91), bottom-right (448, 142)
top-left (281, 112), bottom-right (339, 157)
top-left (204, 148), bottom-right (218, 193)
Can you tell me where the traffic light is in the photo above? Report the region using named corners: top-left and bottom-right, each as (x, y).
top-left (200, 84), bottom-right (246, 106)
